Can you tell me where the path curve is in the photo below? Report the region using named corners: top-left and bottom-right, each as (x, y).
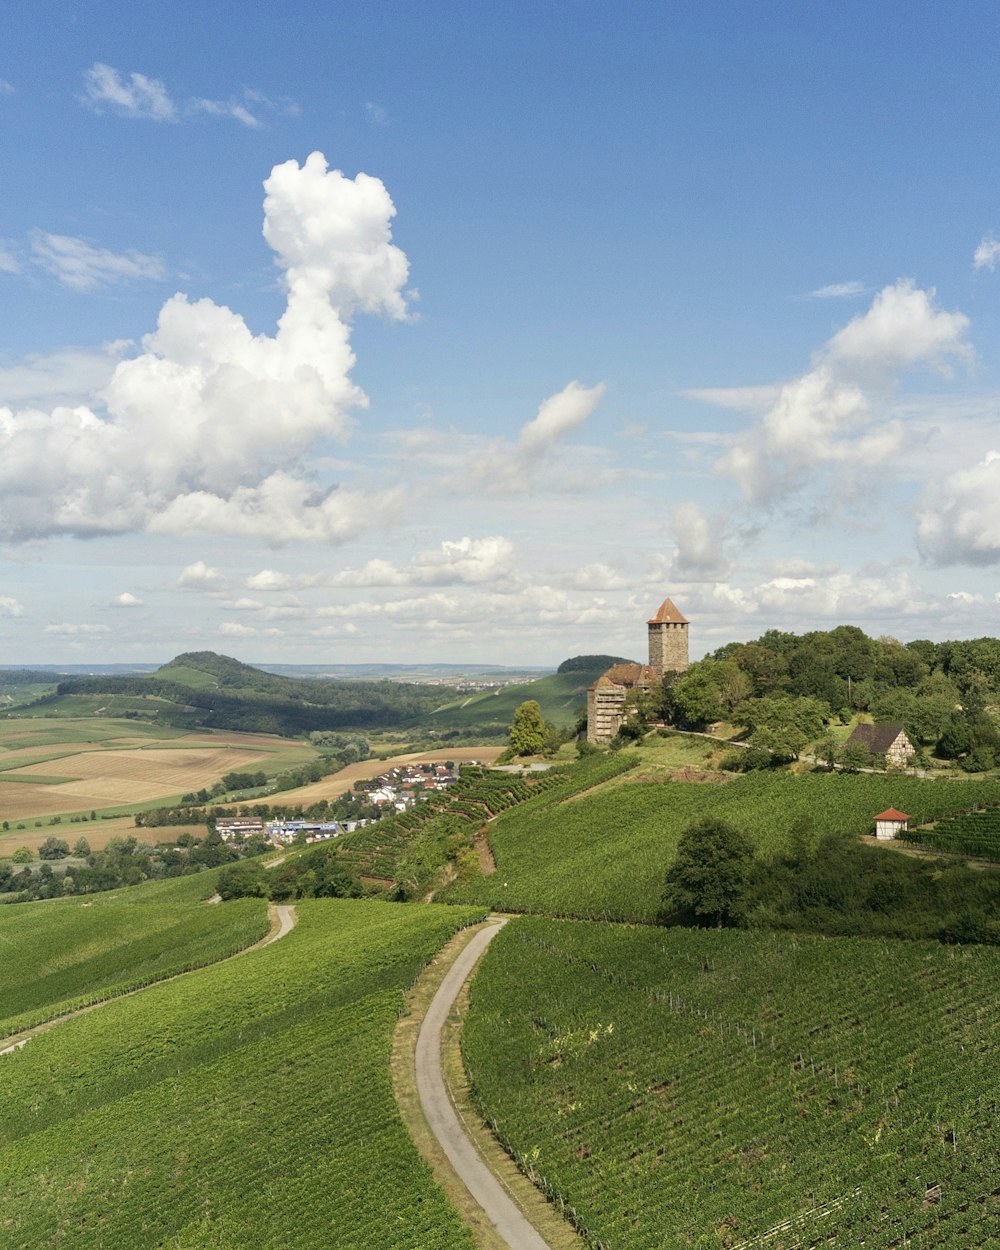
top-left (415, 918), bottom-right (554, 1250)
top-left (0, 901), bottom-right (297, 1057)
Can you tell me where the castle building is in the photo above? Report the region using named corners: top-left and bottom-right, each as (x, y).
top-left (586, 597), bottom-right (689, 743)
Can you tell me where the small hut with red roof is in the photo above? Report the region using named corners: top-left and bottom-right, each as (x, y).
top-left (874, 808), bottom-right (909, 840)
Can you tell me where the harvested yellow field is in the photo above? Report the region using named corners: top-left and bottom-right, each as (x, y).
top-left (0, 745), bottom-right (273, 822)
top-left (0, 817), bottom-right (182, 856)
top-left (276, 746), bottom-right (505, 805)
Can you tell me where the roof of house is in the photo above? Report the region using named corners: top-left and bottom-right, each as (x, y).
top-left (875, 808), bottom-right (909, 821)
top-left (602, 661), bottom-right (660, 687)
top-left (845, 722), bottom-right (909, 754)
top-left (647, 596), bottom-right (689, 625)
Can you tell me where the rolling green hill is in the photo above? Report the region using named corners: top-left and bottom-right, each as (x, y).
top-left (18, 651), bottom-right (464, 737)
top-left (446, 765), bottom-right (1000, 922)
top-left (431, 656), bottom-right (630, 730)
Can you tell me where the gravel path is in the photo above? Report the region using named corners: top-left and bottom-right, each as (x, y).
top-left (415, 918), bottom-right (553, 1250)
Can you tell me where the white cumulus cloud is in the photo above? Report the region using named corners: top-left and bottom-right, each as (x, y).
top-left (518, 381), bottom-right (606, 454)
top-left (0, 152), bottom-right (411, 543)
top-left (712, 280), bottom-right (971, 507)
top-left (113, 592), bottom-right (144, 607)
top-left (177, 561), bottom-right (227, 592)
top-left (0, 596), bottom-right (24, 616)
top-left (917, 450), bottom-right (1000, 566)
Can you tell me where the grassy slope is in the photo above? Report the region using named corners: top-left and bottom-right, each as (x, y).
top-left (431, 665), bottom-right (611, 730)
top-left (446, 767), bottom-right (1000, 922)
top-left (465, 917), bottom-right (1000, 1249)
top-left (0, 872), bottom-right (269, 1037)
top-left (0, 897), bottom-right (485, 1250)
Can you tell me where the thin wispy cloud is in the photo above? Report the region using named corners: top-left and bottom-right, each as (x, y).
top-left (82, 63), bottom-right (177, 121)
top-left (0, 241), bottom-right (20, 274)
top-left (973, 234), bottom-right (1000, 272)
top-left (365, 101), bottom-right (390, 126)
top-left (30, 231), bottom-right (165, 292)
top-left (808, 280), bottom-right (866, 299)
top-left (0, 80), bottom-right (15, 96)
top-left (188, 97), bottom-right (261, 129)
top-left (80, 62), bottom-right (298, 128)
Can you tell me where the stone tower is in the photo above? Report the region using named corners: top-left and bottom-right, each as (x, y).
top-left (647, 597), bottom-right (689, 675)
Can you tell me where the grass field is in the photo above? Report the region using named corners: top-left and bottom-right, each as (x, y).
top-left (465, 917), bottom-right (1000, 1249)
top-left (0, 872), bottom-right (269, 1037)
top-left (446, 767), bottom-right (1000, 921)
top-left (0, 719), bottom-right (320, 823)
top-left (0, 896), bottom-right (486, 1249)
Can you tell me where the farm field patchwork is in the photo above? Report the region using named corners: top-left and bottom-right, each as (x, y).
top-left (0, 897), bottom-right (486, 1249)
top-left (446, 770), bottom-right (1000, 921)
top-left (464, 917), bottom-right (1000, 1249)
top-left (0, 719), bottom-right (320, 822)
top-left (0, 872), bottom-right (269, 1036)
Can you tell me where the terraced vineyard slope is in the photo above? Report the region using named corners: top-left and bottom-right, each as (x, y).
top-left (447, 770), bottom-right (1000, 921)
top-left (0, 897), bottom-right (486, 1249)
top-left (465, 917), bottom-right (1000, 1249)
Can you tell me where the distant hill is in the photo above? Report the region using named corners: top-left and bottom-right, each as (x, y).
top-left (23, 652), bottom-right (464, 737)
top-left (557, 654), bottom-right (632, 674)
top-left (431, 656), bottom-right (633, 730)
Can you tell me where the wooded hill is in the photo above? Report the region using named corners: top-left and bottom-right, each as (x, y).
top-left (26, 651), bottom-right (463, 736)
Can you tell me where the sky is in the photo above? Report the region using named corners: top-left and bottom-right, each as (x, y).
top-left (4, 1), bottom-right (1000, 667)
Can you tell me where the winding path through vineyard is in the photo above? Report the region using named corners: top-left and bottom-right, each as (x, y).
top-left (415, 917), bottom-right (555, 1250)
top-left (0, 901), bottom-right (297, 1057)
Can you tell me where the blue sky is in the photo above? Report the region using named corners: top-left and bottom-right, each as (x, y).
top-left (3, 1), bottom-right (1000, 666)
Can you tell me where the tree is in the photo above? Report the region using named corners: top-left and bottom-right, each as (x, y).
top-left (11, 846), bottom-right (32, 864)
top-left (217, 860), bottom-right (269, 900)
top-left (661, 818), bottom-right (757, 927)
top-left (739, 695), bottom-right (827, 760)
top-left (38, 836), bottom-right (71, 860)
top-left (508, 700), bottom-right (546, 756)
top-left (73, 836), bottom-right (91, 858)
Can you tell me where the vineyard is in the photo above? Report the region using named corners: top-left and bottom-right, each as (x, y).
top-left (464, 917), bottom-right (1000, 1249)
top-left (0, 896), bottom-right (487, 1249)
top-left (333, 753), bottom-right (637, 884)
top-left (446, 770), bottom-right (1000, 921)
top-left (0, 871), bottom-right (269, 1038)
top-left (903, 807), bottom-right (1000, 861)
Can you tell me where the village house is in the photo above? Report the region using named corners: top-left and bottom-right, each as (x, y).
top-left (215, 816), bottom-right (265, 843)
top-left (844, 722), bottom-right (916, 768)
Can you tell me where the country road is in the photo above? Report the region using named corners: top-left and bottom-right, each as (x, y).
top-left (415, 918), bottom-right (554, 1250)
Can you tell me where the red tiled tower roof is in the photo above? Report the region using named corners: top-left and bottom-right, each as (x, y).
top-left (647, 597), bottom-right (689, 625)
